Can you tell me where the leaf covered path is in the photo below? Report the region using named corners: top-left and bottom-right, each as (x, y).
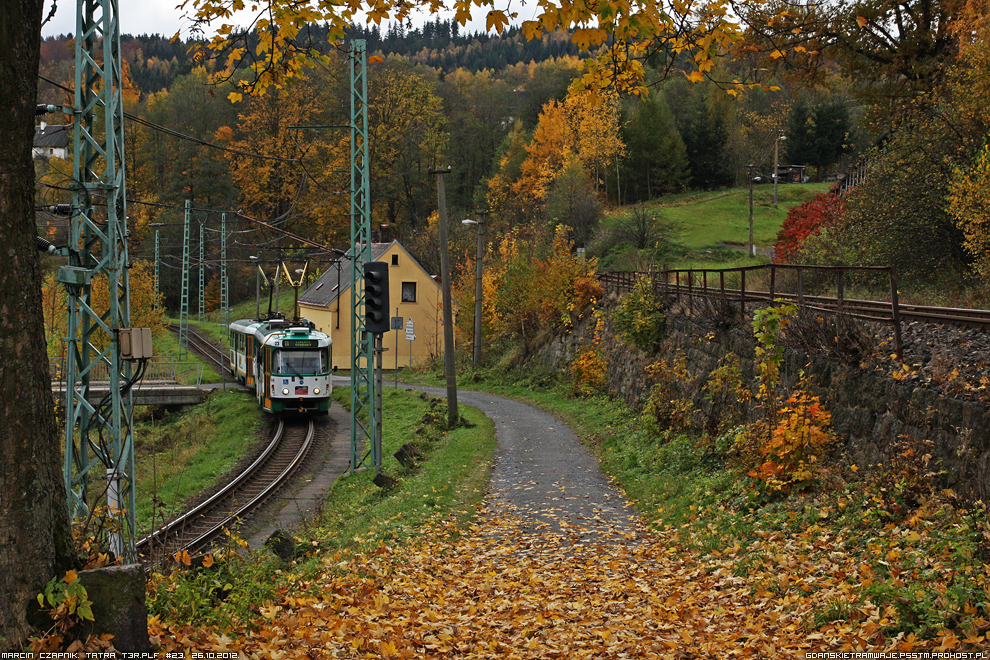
top-left (151, 391), bottom-right (987, 657)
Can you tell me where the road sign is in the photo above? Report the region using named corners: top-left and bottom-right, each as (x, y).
top-left (391, 316), bottom-right (403, 330)
top-left (405, 319), bottom-right (415, 341)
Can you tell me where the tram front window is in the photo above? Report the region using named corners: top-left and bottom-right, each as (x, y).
top-left (278, 350), bottom-right (322, 375)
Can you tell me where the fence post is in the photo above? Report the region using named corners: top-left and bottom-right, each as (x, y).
top-left (889, 267), bottom-right (904, 361)
top-left (837, 269), bottom-right (845, 310)
top-left (687, 270), bottom-right (693, 308)
top-left (797, 268), bottom-right (804, 306)
top-left (740, 270), bottom-right (747, 322)
top-left (769, 265), bottom-right (776, 301)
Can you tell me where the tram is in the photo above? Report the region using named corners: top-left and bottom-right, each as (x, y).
top-left (229, 315), bottom-right (332, 415)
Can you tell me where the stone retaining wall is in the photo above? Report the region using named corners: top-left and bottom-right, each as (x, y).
top-left (534, 292), bottom-right (990, 501)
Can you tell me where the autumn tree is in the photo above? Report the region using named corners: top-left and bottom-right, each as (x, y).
top-left (489, 88), bottom-right (623, 223)
top-left (367, 61), bottom-right (448, 230)
top-left (734, 0), bottom-right (966, 108)
top-left (945, 14), bottom-right (990, 279)
top-left (1, 0), bottom-right (74, 648)
top-left (181, 0), bottom-right (752, 98)
top-left (619, 96), bottom-right (690, 202)
top-left (458, 225), bottom-right (599, 358)
top-left (545, 155), bottom-right (601, 247)
top-left (511, 99), bottom-right (573, 207)
top-left (784, 98), bottom-right (852, 179)
top-left (567, 90), bottom-right (624, 197)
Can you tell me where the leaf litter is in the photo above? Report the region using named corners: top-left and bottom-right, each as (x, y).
top-left (149, 495), bottom-right (989, 657)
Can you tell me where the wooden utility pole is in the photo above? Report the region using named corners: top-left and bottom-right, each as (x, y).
top-left (746, 165), bottom-right (759, 257)
top-left (430, 167), bottom-right (458, 426)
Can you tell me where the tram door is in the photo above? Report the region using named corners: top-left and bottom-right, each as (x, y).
top-left (245, 336), bottom-right (255, 386)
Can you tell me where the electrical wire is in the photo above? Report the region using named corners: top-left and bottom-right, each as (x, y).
top-left (39, 74), bottom-right (301, 164)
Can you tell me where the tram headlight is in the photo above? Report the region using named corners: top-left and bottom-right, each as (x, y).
top-left (282, 388), bottom-right (290, 395)
top-left (313, 387), bottom-right (320, 395)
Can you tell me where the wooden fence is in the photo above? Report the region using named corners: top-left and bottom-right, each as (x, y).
top-left (599, 264), bottom-right (905, 359)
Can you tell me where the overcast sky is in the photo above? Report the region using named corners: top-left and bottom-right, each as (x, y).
top-left (40, 0), bottom-right (496, 39)
top-left (42, 0), bottom-right (192, 37)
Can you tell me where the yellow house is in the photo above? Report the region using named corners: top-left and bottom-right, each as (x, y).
top-left (298, 241), bottom-right (446, 370)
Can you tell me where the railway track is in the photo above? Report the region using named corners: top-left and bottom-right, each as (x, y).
top-left (169, 322), bottom-right (232, 377)
top-left (656, 284), bottom-right (990, 330)
top-left (599, 272), bottom-right (990, 331)
top-left (136, 417), bottom-right (315, 561)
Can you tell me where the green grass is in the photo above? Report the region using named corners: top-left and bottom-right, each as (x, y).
top-left (659, 183), bottom-right (831, 250)
top-left (152, 328), bottom-right (224, 384)
top-left (133, 390), bottom-right (263, 534)
top-left (147, 386), bottom-right (496, 628)
top-left (601, 183), bottom-right (831, 272)
top-left (303, 387), bottom-right (496, 554)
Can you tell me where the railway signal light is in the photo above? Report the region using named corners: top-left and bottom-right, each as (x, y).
top-left (363, 261), bottom-right (390, 334)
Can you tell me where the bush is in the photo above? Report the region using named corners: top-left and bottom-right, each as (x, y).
top-left (612, 276), bottom-right (666, 354)
top-left (773, 191), bottom-right (845, 263)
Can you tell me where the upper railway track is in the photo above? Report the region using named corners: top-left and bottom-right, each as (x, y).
top-left (600, 266), bottom-right (990, 361)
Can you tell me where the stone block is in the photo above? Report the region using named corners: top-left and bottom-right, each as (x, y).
top-left (78, 563), bottom-right (150, 652)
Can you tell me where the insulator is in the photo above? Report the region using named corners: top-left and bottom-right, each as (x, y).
top-left (49, 204), bottom-right (71, 215)
top-left (36, 104), bottom-right (50, 116)
top-left (36, 236), bottom-right (53, 252)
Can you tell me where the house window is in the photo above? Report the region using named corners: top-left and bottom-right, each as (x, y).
top-left (401, 282), bottom-right (417, 302)
top-left (391, 254), bottom-right (399, 266)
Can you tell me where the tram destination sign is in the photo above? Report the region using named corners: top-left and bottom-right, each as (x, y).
top-left (284, 339), bottom-right (318, 347)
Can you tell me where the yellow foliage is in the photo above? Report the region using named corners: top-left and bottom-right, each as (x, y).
top-left (42, 261), bottom-right (166, 360)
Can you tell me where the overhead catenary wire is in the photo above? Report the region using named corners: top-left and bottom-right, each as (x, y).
top-left (38, 74), bottom-right (301, 164)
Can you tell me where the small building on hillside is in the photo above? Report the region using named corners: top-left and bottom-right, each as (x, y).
top-left (298, 241), bottom-right (445, 370)
top-left (33, 124), bottom-right (70, 160)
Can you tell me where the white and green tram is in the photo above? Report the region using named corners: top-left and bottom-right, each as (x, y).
top-left (228, 316), bottom-right (332, 415)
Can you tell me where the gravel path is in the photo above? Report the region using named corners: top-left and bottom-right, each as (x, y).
top-left (408, 386), bottom-right (641, 542)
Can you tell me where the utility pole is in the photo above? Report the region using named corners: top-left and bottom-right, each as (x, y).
top-left (220, 213), bottom-right (229, 329)
top-left (430, 166), bottom-right (458, 427)
top-left (461, 209), bottom-right (487, 371)
top-left (773, 134), bottom-right (786, 209)
top-left (746, 165), bottom-right (760, 258)
top-left (154, 230), bottom-right (159, 302)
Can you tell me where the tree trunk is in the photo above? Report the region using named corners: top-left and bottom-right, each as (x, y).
top-left (0, 0), bottom-right (74, 649)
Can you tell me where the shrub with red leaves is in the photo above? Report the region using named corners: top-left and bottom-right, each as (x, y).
top-left (773, 191), bottom-right (845, 263)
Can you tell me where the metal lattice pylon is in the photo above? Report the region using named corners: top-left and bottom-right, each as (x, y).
top-left (198, 222), bottom-right (205, 323)
top-left (154, 229), bottom-right (160, 303)
top-left (349, 40), bottom-right (376, 472)
top-left (61, 0), bottom-right (134, 559)
top-left (179, 200), bottom-right (190, 358)
top-left (220, 213), bottom-right (229, 329)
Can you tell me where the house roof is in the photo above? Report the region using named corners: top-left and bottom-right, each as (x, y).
top-left (299, 241), bottom-right (437, 308)
top-left (34, 124), bottom-right (70, 148)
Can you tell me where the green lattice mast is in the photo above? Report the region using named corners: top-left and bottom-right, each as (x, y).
top-left (61, 0), bottom-right (135, 559)
top-left (349, 40), bottom-right (376, 471)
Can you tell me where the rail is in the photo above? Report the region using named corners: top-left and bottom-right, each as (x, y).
top-left (169, 323), bottom-right (231, 379)
top-left (136, 418), bottom-right (315, 559)
top-left (604, 265), bottom-right (915, 357)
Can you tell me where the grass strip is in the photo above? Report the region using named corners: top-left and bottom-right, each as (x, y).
top-left (134, 390), bottom-right (262, 534)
